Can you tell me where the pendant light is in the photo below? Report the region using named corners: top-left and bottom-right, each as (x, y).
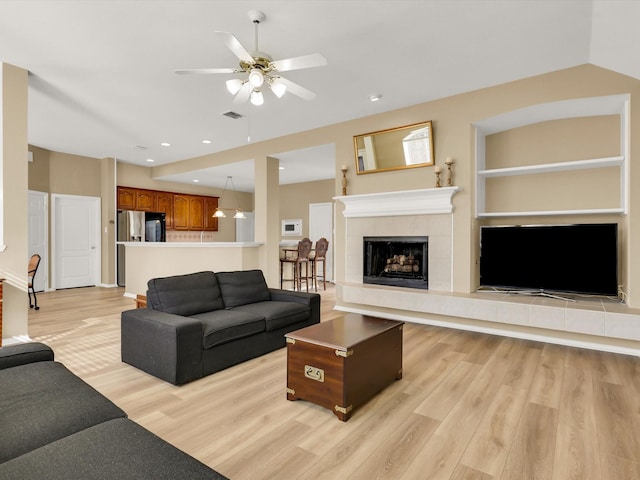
top-left (213, 176), bottom-right (246, 219)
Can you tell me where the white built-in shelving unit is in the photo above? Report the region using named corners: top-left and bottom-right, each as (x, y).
top-left (474, 94), bottom-right (629, 218)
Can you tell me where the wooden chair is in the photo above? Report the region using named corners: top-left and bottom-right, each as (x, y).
top-left (312, 238), bottom-right (329, 291)
top-left (280, 238), bottom-right (313, 292)
top-left (28, 254), bottom-right (41, 311)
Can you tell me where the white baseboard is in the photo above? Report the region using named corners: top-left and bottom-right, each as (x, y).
top-left (2, 335), bottom-right (32, 346)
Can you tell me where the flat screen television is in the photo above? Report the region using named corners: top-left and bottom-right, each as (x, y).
top-left (479, 223), bottom-right (618, 296)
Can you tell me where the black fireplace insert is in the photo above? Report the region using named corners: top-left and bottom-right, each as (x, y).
top-left (363, 236), bottom-right (428, 289)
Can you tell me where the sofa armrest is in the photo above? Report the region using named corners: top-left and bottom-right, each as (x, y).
top-left (0, 342), bottom-right (54, 370)
top-left (269, 289), bottom-right (321, 325)
top-left (121, 309), bottom-right (204, 385)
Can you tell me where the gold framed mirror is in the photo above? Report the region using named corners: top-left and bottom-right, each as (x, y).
top-left (353, 120), bottom-right (434, 174)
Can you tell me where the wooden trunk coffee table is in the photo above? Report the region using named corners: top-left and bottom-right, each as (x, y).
top-left (285, 313), bottom-right (403, 421)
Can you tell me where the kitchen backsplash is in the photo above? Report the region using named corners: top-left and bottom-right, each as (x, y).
top-left (166, 231), bottom-right (216, 242)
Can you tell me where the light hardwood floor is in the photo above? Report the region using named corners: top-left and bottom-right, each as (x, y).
top-left (27, 286), bottom-right (640, 480)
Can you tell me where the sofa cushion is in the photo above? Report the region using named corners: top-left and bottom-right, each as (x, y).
top-left (0, 361), bottom-right (126, 463)
top-left (191, 309), bottom-right (266, 349)
top-left (0, 342), bottom-right (54, 370)
top-left (216, 269), bottom-right (271, 308)
top-left (0, 418), bottom-right (228, 479)
top-left (147, 271), bottom-right (224, 316)
top-left (234, 301), bottom-right (311, 331)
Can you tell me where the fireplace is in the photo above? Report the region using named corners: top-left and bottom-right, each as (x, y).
top-left (363, 236), bottom-right (428, 289)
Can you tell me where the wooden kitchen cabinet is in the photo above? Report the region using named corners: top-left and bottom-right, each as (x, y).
top-left (117, 187), bottom-right (137, 210)
top-left (173, 194), bottom-right (190, 230)
top-left (117, 186), bottom-right (218, 231)
top-left (203, 197), bottom-right (219, 231)
top-left (155, 192), bottom-right (174, 230)
top-left (189, 196), bottom-right (204, 230)
top-left (135, 190), bottom-right (155, 211)
top-left (117, 187), bottom-right (155, 211)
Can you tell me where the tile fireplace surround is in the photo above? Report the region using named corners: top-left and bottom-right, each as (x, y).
top-left (335, 187), bottom-right (640, 356)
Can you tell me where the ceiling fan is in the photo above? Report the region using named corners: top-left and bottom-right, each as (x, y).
top-left (175, 10), bottom-right (327, 106)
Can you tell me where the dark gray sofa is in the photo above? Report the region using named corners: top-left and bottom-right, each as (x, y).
top-left (0, 342), bottom-right (227, 479)
top-left (121, 269), bottom-right (321, 385)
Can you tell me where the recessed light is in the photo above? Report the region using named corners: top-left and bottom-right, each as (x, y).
top-left (193, 179), bottom-right (200, 183)
top-left (160, 142), bottom-right (170, 147)
top-left (202, 140), bottom-right (212, 144)
top-left (369, 94), bottom-right (382, 102)
top-left (146, 158), bottom-right (154, 163)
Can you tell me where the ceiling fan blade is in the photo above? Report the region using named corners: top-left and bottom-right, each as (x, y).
top-left (215, 31), bottom-right (254, 64)
top-left (233, 82), bottom-right (252, 104)
top-left (271, 53), bottom-right (327, 72)
top-left (175, 68), bottom-right (236, 75)
top-left (275, 77), bottom-right (317, 101)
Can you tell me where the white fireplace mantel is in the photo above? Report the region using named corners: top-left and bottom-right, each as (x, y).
top-left (335, 186), bottom-right (460, 218)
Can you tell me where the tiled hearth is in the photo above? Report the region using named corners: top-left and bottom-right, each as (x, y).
top-left (336, 187), bottom-right (640, 355)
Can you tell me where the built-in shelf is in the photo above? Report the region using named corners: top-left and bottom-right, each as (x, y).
top-left (479, 208), bottom-right (625, 218)
top-left (474, 94), bottom-right (629, 218)
top-left (477, 156), bottom-right (623, 178)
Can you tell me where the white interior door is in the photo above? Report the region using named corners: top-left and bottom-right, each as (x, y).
top-left (309, 202), bottom-right (333, 282)
top-left (28, 190), bottom-right (48, 292)
top-left (53, 195), bottom-right (101, 289)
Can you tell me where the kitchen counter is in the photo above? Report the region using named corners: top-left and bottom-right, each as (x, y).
top-left (118, 241), bottom-right (263, 247)
top-left (120, 242), bottom-right (263, 297)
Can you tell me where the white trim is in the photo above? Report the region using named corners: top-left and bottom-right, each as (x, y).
top-left (2, 335), bottom-right (32, 346)
top-left (335, 187), bottom-right (460, 218)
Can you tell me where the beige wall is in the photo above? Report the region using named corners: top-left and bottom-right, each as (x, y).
top-left (148, 64), bottom-right (640, 308)
top-left (0, 63), bottom-right (29, 341)
top-left (18, 63), bottom-right (640, 312)
top-left (279, 179), bottom-right (334, 239)
top-left (27, 145), bottom-right (50, 193)
top-left (49, 150), bottom-right (102, 196)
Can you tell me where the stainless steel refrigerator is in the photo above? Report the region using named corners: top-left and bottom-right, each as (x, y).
top-left (117, 211), bottom-right (166, 286)
top-left (117, 210), bottom-right (145, 286)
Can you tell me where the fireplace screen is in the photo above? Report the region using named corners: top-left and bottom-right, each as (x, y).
top-left (363, 236), bottom-right (428, 289)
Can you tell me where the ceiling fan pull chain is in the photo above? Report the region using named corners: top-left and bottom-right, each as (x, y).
top-left (254, 18), bottom-right (260, 52)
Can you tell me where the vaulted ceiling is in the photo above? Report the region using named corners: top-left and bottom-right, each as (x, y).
top-left (1, 1), bottom-right (638, 189)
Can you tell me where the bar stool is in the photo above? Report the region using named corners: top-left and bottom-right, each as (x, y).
top-left (280, 238), bottom-right (312, 291)
top-left (28, 254), bottom-right (41, 311)
top-left (312, 238), bottom-right (329, 291)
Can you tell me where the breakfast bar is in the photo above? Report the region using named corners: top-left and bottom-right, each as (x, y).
top-left (119, 242), bottom-right (263, 298)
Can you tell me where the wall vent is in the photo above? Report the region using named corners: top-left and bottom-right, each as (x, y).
top-left (222, 111), bottom-right (243, 119)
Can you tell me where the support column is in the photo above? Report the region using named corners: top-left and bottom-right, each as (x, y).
top-left (0, 63), bottom-right (29, 342)
top-left (254, 156), bottom-right (280, 287)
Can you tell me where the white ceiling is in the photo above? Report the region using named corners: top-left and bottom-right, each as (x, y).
top-left (1, 1), bottom-right (638, 191)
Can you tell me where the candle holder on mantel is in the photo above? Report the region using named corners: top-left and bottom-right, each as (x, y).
top-left (434, 165), bottom-right (442, 188)
top-left (445, 157), bottom-right (454, 186)
top-left (341, 165), bottom-right (348, 195)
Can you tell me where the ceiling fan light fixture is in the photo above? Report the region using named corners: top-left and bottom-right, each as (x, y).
top-left (250, 89), bottom-right (264, 106)
top-left (248, 68), bottom-right (264, 88)
top-left (233, 209), bottom-right (246, 219)
top-left (270, 78), bottom-right (287, 98)
top-left (226, 78), bottom-right (244, 95)
top-left (214, 209), bottom-right (226, 218)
